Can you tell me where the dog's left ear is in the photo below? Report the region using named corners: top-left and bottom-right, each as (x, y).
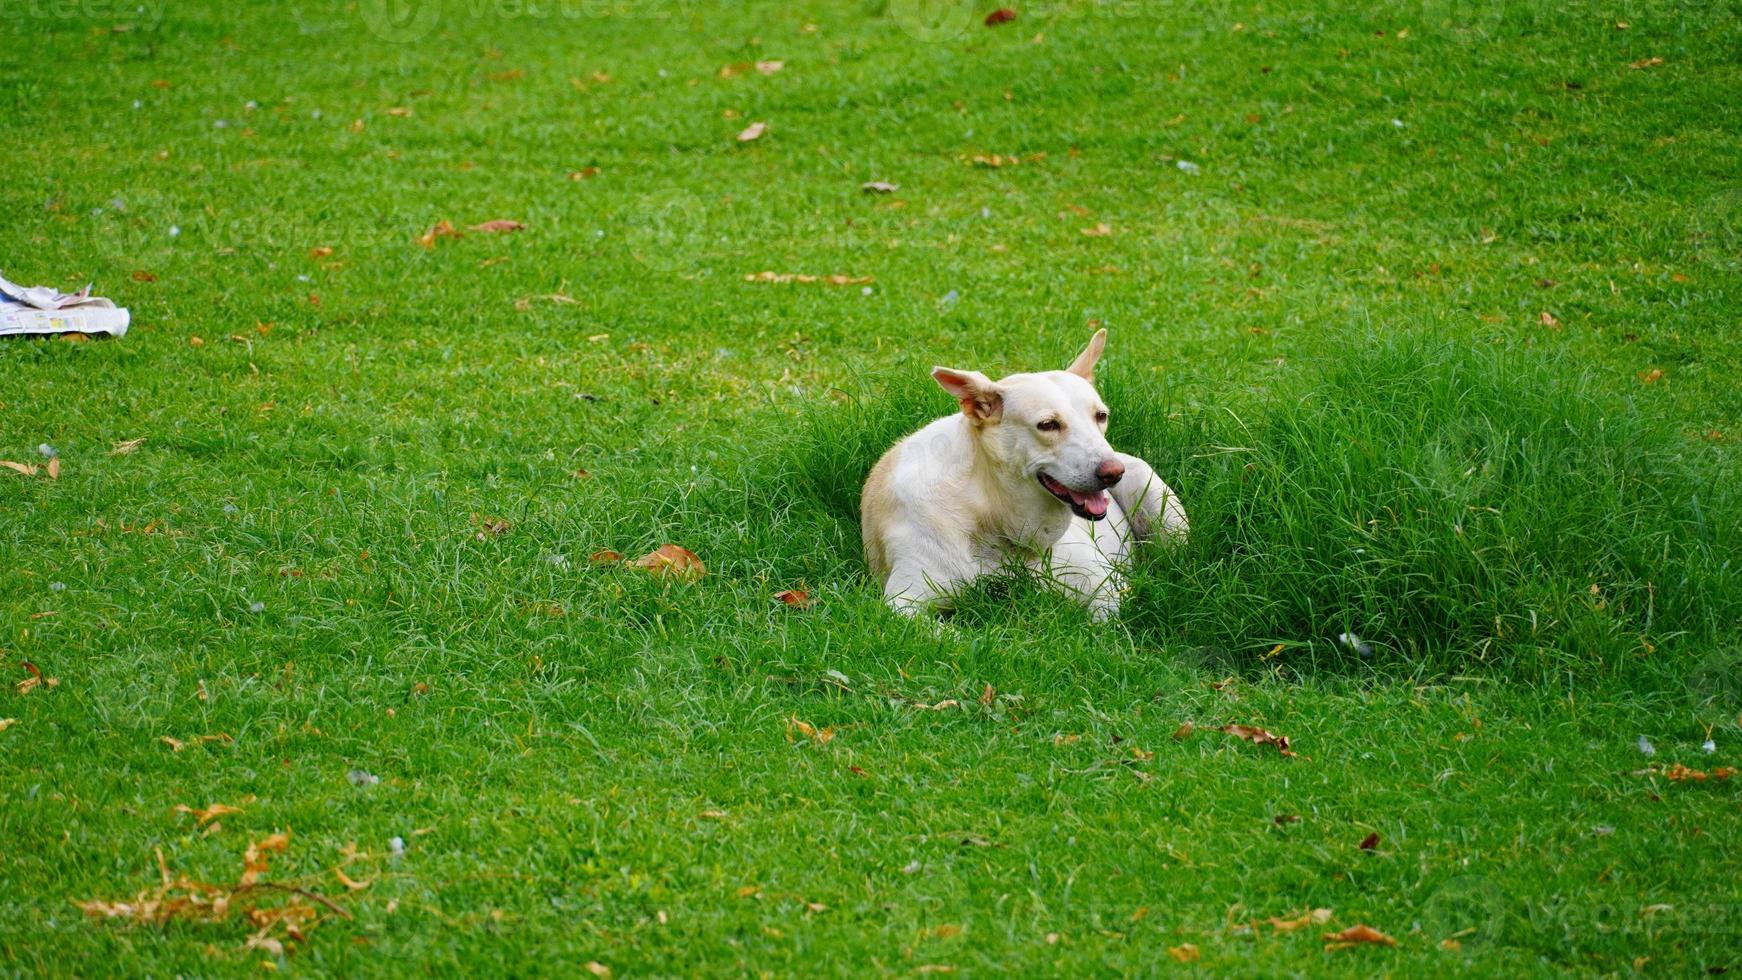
top-left (1066, 328), bottom-right (1107, 380)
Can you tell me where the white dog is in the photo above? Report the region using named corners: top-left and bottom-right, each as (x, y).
top-left (861, 330), bottom-right (1188, 619)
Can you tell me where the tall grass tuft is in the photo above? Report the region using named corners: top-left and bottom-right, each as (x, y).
top-left (723, 338), bottom-right (1737, 680)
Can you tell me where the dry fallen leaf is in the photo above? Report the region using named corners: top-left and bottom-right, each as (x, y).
top-left (175, 803), bottom-right (244, 825)
top-left (308, 246), bottom-right (334, 259)
top-left (1215, 723), bottom-right (1297, 757)
top-left (1172, 721), bottom-right (1196, 740)
top-left (568, 167), bottom-right (600, 181)
top-left (985, 8), bottom-right (1017, 26)
top-left (472, 515), bottom-right (511, 540)
top-left (754, 60), bottom-right (783, 75)
top-left (773, 588), bottom-right (813, 608)
top-left (1269, 908), bottom-right (1333, 933)
top-left (743, 271), bottom-right (873, 285)
top-left (1358, 832), bottom-right (1381, 851)
top-left (585, 964), bottom-right (612, 979)
top-left (0, 461), bottom-right (37, 477)
top-left (161, 735), bottom-right (187, 752)
top-left (416, 220), bottom-right (462, 248)
top-left (1638, 368), bottom-right (1663, 384)
top-left (110, 438), bottom-right (146, 455)
top-left (589, 550), bottom-right (622, 563)
top-left (1324, 924), bottom-right (1397, 950)
top-left (1081, 222), bottom-right (1113, 237)
top-left (786, 716), bottom-right (836, 744)
top-left (0, 718), bottom-right (17, 732)
top-left (632, 544), bottom-right (706, 581)
top-left (1628, 57), bottom-right (1664, 69)
top-left (1539, 310), bottom-right (1560, 329)
top-left (737, 121), bottom-right (767, 142)
top-left (333, 868), bottom-right (373, 892)
top-left (240, 832), bottom-right (291, 887)
top-left (469, 219), bottom-right (525, 234)
top-left (45, 457), bottom-right (60, 480)
top-left (1660, 763), bottom-right (1737, 782)
top-left (1167, 943), bottom-right (1200, 962)
top-left (697, 810), bottom-right (730, 820)
top-left (131, 270), bottom-right (158, 282)
top-left (862, 181), bottom-right (898, 193)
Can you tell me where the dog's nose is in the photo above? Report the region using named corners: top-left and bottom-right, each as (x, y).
top-left (1096, 458), bottom-right (1125, 487)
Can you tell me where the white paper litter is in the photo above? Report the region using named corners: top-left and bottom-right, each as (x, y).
top-left (0, 270), bottom-right (130, 338)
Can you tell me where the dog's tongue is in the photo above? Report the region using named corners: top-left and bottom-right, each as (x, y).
top-left (1070, 487), bottom-right (1109, 517)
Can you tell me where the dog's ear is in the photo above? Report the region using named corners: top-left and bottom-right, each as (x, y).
top-left (932, 367), bottom-right (1003, 422)
top-left (1066, 328), bottom-right (1108, 380)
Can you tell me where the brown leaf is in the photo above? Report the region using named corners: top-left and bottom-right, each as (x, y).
top-left (589, 549), bottom-right (623, 563)
top-left (631, 544), bottom-right (706, 581)
top-left (743, 271), bottom-right (873, 285)
top-left (1216, 723), bottom-right (1297, 757)
top-left (1539, 311), bottom-right (1560, 329)
top-left (1638, 368), bottom-right (1663, 384)
top-left (416, 220), bottom-right (462, 248)
top-left (585, 964), bottom-right (612, 979)
top-left (568, 167), bottom-right (601, 181)
top-left (0, 461), bottom-right (37, 476)
top-left (1269, 908), bottom-right (1333, 932)
top-left (1324, 924), bottom-right (1397, 949)
top-left (472, 514), bottom-right (511, 540)
top-left (1358, 832), bottom-right (1380, 851)
top-left (773, 588), bottom-right (813, 608)
top-left (469, 219), bottom-right (526, 234)
top-left (1080, 222), bottom-right (1113, 237)
top-left (1167, 943), bottom-right (1200, 962)
top-left (1627, 57), bottom-right (1663, 69)
top-left (174, 802), bottom-right (244, 825)
top-left (1172, 721), bottom-right (1196, 740)
top-left (985, 8), bottom-right (1017, 26)
top-left (161, 735), bottom-right (186, 751)
top-left (1274, 813), bottom-right (1301, 825)
top-left (308, 246), bottom-right (334, 259)
top-left (131, 270), bottom-right (158, 282)
top-left (45, 457), bottom-right (60, 480)
top-left (1661, 763), bottom-right (1737, 782)
top-left (333, 868), bottom-right (373, 891)
top-left (240, 832), bottom-right (290, 887)
top-left (110, 438), bottom-right (146, 455)
top-left (188, 335), bottom-right (204, 347)
top-left (736, 121), bottom-right (768, 142)
top-left (786, 716), bottom-right (836, 744)
top-left (979, 683), bottom-right (996, 706)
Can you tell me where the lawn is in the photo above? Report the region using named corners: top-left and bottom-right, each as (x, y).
top-left (3, 0), bottom-right (1741, 974)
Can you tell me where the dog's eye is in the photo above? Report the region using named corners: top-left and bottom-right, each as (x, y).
top-left (1094, 411), bottom-right (1109, 424)
top-left (1036, 419), bottom-right (1061, 432)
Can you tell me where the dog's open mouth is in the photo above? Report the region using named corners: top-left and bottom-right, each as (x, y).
top-left (1038, 472), bottom-right (1110, 521)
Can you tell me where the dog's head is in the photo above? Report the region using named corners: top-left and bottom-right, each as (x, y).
top-left (931, 329), bottom-right (1125, 522)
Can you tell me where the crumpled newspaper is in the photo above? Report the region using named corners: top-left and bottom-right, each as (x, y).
top-left (0, 270), bottom-right (130, 338)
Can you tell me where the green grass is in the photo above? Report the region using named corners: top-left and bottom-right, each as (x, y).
top-left (4, 0), bottom-right (1741, 974)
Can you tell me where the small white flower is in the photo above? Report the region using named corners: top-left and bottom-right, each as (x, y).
top-left (1637, 735), bottom-right (1656, 756)
top-left (37, 444), bottom-right (56, 457)
top-left (1702, 738), bottom-right (1717, 754)
top-left (132, 99), bottom-right (142, 110)
top-left (389, 836), bottom-right (406, 855)
top-left (49, 582), bottom-right (66, 592)
top-left (248, 601), bottom-right (266, 614)
top-left (861, 286), bottom-right (873, 296)
top-left (213, 119), bottom-right (228, 128)
top-left (1392, 118), bottom-right (1405, 128)
top-left (901, 860), bottom-right (921, 874)
top-left (169, 225), bottom-right (180, 238)
top-left (1176, 159), bottom-right (1201, 174)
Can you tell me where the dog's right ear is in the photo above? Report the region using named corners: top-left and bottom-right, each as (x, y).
top-left (932, 367), bottom-right (1003, 422)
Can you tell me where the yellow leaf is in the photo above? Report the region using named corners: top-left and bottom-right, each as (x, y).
top-left (1167, 943), bottom-right (1200, 962)
top-left (0, 718), bottom-right (17, 732)
top-left (333, 868), bottom-right (373, 892)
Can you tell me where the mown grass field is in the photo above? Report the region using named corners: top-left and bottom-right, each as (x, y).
top-left (3, 0), bottom-right (1740, 974)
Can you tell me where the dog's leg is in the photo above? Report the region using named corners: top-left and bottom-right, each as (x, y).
top-left (1110, 451), bottom-right (1188, 543)
top-left (1042, 512), bottom-right (1130, 620)
top-left (882, 546), bottom-right (979, 617)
